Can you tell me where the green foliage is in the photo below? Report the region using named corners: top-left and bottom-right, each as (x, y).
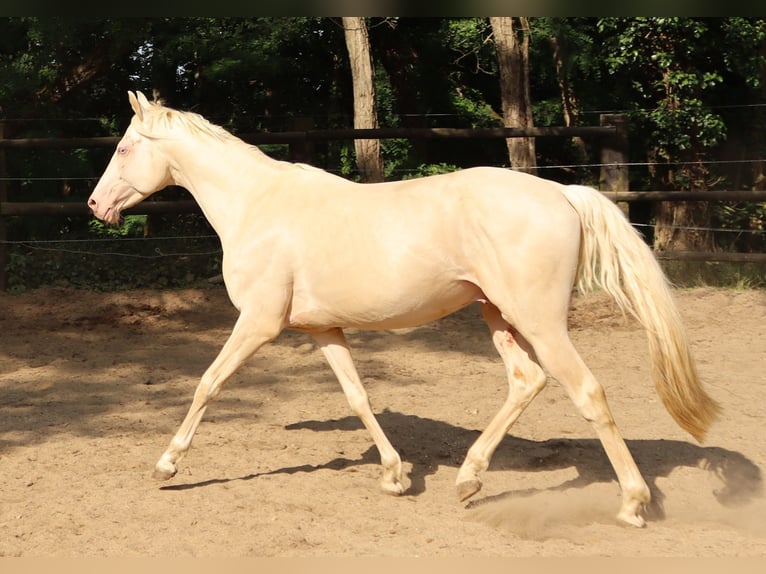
top-left (88, 215), bottom-right (147, 238)
top-left (6, 239), bottom-right (222, 292)
top-left (720, 18), bottom-right (766, 89)
top-left (597, 17), bottom-right (731, 162)
top-left (401, 163), bottom-right (460, 180)
top-left (646, 99), bottom-right (727, 159)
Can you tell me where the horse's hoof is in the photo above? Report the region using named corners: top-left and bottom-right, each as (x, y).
top-left (456, 479), bottom-right (482, 502)
top-left (381, 480), bottom-right (405, 496)
top-left (152, 462), bottom-right (177, 481)
top-left (617, 509), bottom-right (647, 528)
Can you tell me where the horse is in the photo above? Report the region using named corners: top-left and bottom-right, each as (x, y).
top-left (88, 91), bottom-right (720, 527)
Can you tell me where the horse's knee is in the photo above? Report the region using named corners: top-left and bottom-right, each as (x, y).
top-left (496, 331), bottom-right (546, 393)
top-left (569, 379), bottom-right (611, 423)
top-left (527, 363), bottom-right (547, 391)
top-left (508, 360), bottom-right (547, 402)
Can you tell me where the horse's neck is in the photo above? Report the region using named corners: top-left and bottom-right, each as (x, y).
top-left (168, 137), bottom-right (278, 244)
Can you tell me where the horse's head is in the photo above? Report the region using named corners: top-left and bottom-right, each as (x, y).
top-left (88, 91), bottom-right (174, 225)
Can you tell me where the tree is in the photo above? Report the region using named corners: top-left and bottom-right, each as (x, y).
top-left (490, 17), bottom-right (537, 174)
top-left (598, 18), bottom-right (729, 252)
top-left (0, 17), bottom-right (147, 118)
top-left (541, 18), bottom-right (594, 164)
top-left (372, 18), bottom-right (509, 172)
top-left (342, 17), bottom-right (384, 182)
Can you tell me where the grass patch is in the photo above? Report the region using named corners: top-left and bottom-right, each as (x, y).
top-left (661, 260), bottom-right (766, 289)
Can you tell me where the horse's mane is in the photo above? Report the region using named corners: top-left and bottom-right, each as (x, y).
top-left (133, 98), bottom-right (240, 145)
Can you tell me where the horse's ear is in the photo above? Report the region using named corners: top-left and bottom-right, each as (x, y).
top-left (128, 91), bottom-right (144, 122)
top-left (129, 90), bottom-right (154, 122)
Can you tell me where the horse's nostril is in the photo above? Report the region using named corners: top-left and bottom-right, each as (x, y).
top-left (87, 197), bottom-right (97, 209)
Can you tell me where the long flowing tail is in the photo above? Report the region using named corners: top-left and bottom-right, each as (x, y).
top-left (561, 184), bottom-right (720, 442)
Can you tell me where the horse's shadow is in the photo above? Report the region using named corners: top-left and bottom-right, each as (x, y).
top-left (161, 410), bottom-right (762, 522)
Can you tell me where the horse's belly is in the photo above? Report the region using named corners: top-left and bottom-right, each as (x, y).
top-left (288, 279), bottom-right (483, 331)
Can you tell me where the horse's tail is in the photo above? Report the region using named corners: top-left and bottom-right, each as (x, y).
top-left (561, 184), bottom-right (720, 442)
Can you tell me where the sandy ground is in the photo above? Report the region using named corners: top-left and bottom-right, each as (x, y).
top-left (0, 285), bottom-right (764, 557)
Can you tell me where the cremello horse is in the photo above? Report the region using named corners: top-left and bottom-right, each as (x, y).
top-left (88, 91), bottom-right (720, 527)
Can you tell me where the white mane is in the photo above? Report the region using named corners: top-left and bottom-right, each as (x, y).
top-left (133, 100), bottom-right (240, 144)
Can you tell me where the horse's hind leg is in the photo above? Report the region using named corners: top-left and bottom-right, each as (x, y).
top-left (312, 328), bottom-right (404, 496)
top-left (455, 302), bottom-right (547, 502)
top-left (525, 327), bottom-right (651, 527)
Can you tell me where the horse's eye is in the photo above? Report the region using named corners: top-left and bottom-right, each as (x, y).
top-left (118, 146), bottom-right (128, 155)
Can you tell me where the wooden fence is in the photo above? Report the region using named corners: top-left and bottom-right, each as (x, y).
top-left (1, 114), bottom-right (765, 289)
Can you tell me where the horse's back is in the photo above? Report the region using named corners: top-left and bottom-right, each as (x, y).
top-left (285, 166), bottom-right (573, 263)
top-left (281, 166), bottom-right (581, 331)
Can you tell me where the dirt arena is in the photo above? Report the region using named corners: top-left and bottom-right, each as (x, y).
top-left (0, 285), bottom-right (764, 557)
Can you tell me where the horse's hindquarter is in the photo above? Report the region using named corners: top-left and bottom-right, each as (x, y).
top-left (281, 167), bottom-right (576, 331)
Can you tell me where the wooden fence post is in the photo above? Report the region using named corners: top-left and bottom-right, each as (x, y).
top-left (598, 113), bottom-right (653, 244)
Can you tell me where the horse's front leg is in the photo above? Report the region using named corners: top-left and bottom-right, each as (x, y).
top-left (312, 328), bottom-right (405, 495)
top-left (153, 310), bottom-right (283, 480)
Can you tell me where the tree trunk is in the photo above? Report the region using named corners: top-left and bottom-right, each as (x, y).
top-left (653, 155), bottom-right (716, 252)
top-left (550, 33), bottom-right (587, 163)
top-left (342, 17), bottom-right (384, 183)
top-left (490, 17), bottom-right (537, 175)
top-left (650, 58), bottom-right (715, 252)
